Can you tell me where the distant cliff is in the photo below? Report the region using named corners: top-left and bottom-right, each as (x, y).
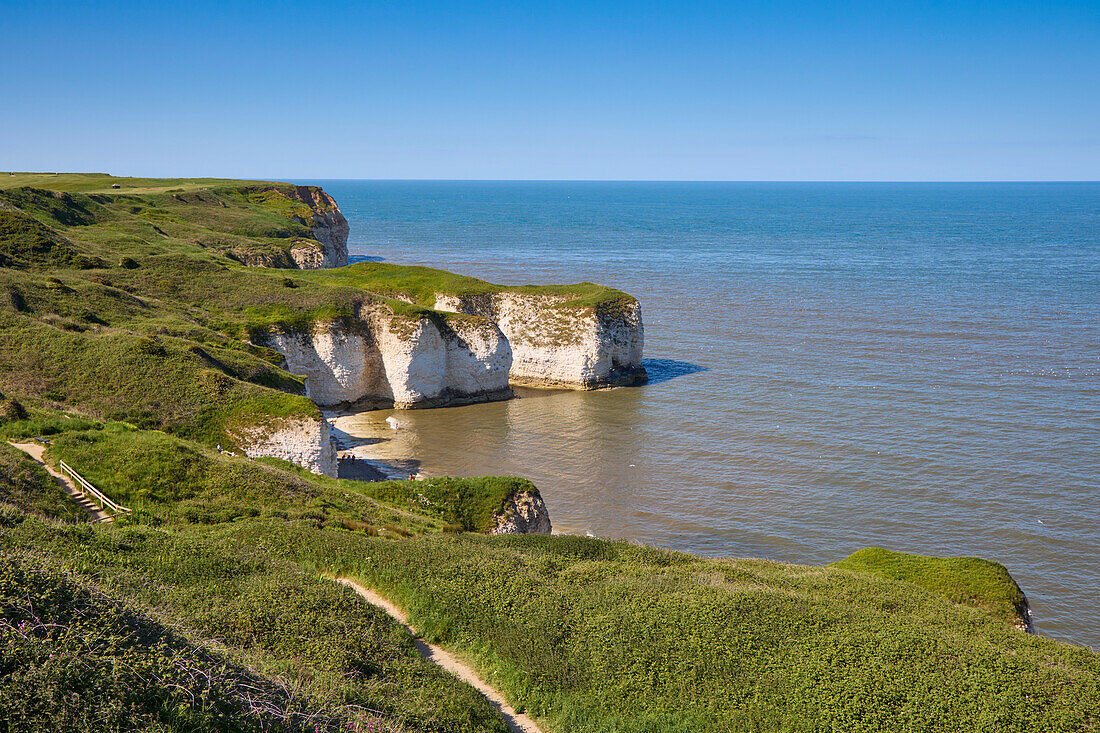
top-left (283, 185), bottom-right (349, 269)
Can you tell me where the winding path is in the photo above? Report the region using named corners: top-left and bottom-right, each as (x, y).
top-left (7, 441), bottom-right (111, 522)
top-left (336, 577), bottom-right (545, 733)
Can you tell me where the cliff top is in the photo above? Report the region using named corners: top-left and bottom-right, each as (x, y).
top-left (0, 171), bottom-right (278, 194)
top-left (306, 261), bottom-right (636, 311)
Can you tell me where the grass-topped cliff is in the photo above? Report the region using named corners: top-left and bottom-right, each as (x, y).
top-left (1, 174), bottom-right (1097, 732)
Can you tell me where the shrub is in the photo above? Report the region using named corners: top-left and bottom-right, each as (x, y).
top-left (136, 334), bottom-right (167, 356)
top-left (4, 287), bottom-right (28, 312)
top-left (0, 396), bottom-right (28, 422)
top-left (73, 254), bottom-right (106, 269)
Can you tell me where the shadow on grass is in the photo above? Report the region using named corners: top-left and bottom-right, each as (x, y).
top-left (642, 358), bottom-right (708, 385)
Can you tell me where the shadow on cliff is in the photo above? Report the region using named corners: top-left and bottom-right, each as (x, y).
top-left (642, 358), bottom-right (708, 385)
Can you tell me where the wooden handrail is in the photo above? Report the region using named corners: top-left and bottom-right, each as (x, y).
top-left (58, 460), bottom-right (131, 516)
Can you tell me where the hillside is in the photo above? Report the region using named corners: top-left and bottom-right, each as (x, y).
top-left (0, 174), bottom-right (1097, 732)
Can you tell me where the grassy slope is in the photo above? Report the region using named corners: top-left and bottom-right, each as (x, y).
top-left (9, 414), bottom-right (1088, 733)
top-left (1, 516), bottom-right (509, 733)
top-left (37, 419), bottom-right (530, 533)
top-left (305, 261), bottom-right (633, 311)
top-left (0, 442), bottom-right (85, 523)
top-left (832, 546), bottom-right (1031, 628)
top-left (279, 528), bottom-right (1099, 733)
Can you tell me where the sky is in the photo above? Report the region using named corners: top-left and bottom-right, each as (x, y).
top-left (1, 0), bottom-right (1098, 180)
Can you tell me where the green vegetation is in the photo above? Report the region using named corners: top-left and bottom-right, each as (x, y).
top-left (304, 261), bottom-right (633, 313)
top-left (1, 519), bottom-right (509, 733)
top-left (2, 173), bottom-right (1097, 732)
top-left (39, 419), bottom-right (524, 534)
top-left (831, 546), bottom-right (1031, 628)
top-left (300, 532), bottom-right (1100, 733)
top-left (0, 172), bottom-right (274, 194)
top-left (0, 208), bottom-right (75, 268)
top-left (0, 442), bottom-right (85, 522)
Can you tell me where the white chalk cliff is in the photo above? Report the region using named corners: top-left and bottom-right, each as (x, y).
top-left (433, 292), bottom-right (646, 389)
top-left (230, 414), bottom-right (338, 477)
top-left (255, 303), bottom-right (513, 409)
top-left (255, 289), bottom-right (645, 410)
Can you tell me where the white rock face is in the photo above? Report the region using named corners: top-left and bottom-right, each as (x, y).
top-left (232, 415), bottom-right (338, 477)
top-left (491, 489), bottom-right (552, 534)
top-left (289, 240), bottom-right (342, 270)
top-left (433, 292), bottom-right (646, 389)
top-left (255, 307), bottom-right (512, 409)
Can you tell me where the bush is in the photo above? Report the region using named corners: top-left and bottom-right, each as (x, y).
top-left (118, 256), bottom-right (140, 269)
top-left (73, 254), bottom-right (106, 269)
top-left (0, 396), bottom-right (28, 422)
top-left (4, 287), bottom-right (28, 312)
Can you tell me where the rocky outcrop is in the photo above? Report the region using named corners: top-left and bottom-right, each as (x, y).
top-left (231, 415), bottom-right (338, 477)
top-left (254, 304), bottom-right (513, 409)
top-left (490, 488), bottom-right (552, 534)
top-left (286, 186), bottom-right (349, 269)
top-left (433, 292), bottom-right (647, 389)
top-left (290, 240), bottom-right (341, 269)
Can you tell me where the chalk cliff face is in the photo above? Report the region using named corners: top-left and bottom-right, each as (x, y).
top-left (433, 292), bottom-right (647, 389)
top-left (256, 290), bottom-right (645, 410)
top-left (255, 305), bottom-right (513, 409)
top-left (286, 186), bottom-right (349, 269)
top-left (491, 488), bottom-right (552, 534)
top-left (230, 415), bottom-right (338, 477)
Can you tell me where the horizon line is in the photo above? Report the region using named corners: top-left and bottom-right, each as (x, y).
top-left (283, 178), bottom-right (1100, 184)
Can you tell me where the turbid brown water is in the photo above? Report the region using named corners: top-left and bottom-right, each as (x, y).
top-left (317, 180), bottom-right (1100, 649)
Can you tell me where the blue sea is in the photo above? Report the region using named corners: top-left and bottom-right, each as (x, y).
top-left (310, 181), bottom-right (1099, 648)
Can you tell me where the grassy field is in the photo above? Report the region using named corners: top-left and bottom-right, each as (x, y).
top-left (305, 261), bottom-right (634, 312)
top-left (1, 516), bottom-right (511, 733)
top-left (0, 172), bottom-right (274, 194)
top-left (2, 174), bottom-right (1098, 731)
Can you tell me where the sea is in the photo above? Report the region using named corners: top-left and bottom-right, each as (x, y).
top-left (307, 180), bottom-right (1099, 649)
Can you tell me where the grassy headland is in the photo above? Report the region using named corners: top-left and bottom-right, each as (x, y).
top-left (0, 173), bottom-right (1097, 731)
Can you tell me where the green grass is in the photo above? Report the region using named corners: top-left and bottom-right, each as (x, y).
top-left (296, 531), bottom-right (1099, 733)
top-left (831, 546), bottom-right (1031, 628)
top-left (363, 475), bottom-right (539, 533)
top-left (2, 414), bottom-right (1099, 731)
top-left (28, 417), bottom-right (531, 536)
top-left (304, 261), bottom-right (633, 311)
top-left (0, 442), bottom-right (85, 523)
top-left (0, 209), bottom-right (75, 269)
top-left (0, 172), bottom-right (275, 194)
top-left (0, 519), bottom-right (510, 733)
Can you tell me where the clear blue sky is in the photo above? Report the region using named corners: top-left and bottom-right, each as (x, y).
top-left (2, 0), bottom-right (1097, 180)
